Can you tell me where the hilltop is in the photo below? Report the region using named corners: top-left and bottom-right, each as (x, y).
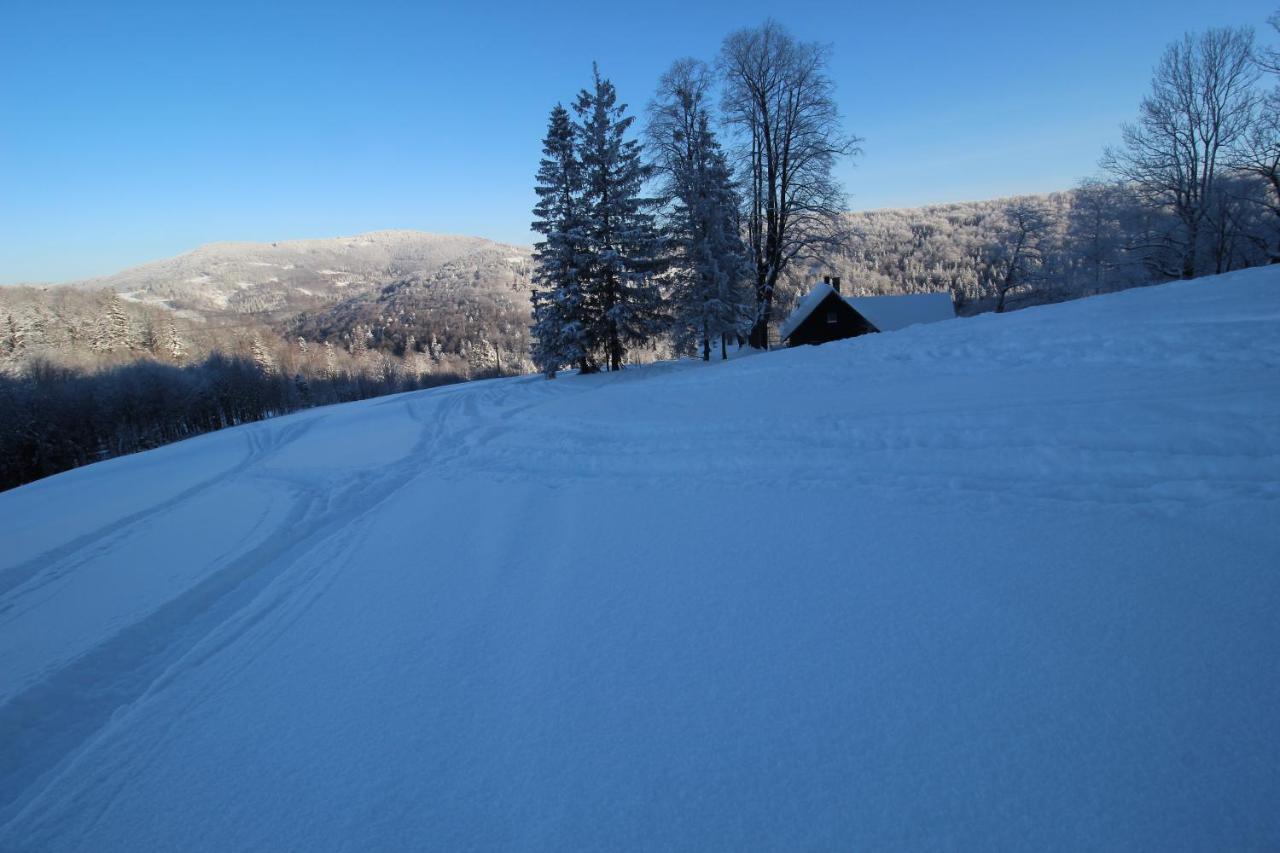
top-left (0, 230), bottom-right (536, 388)
top-left (60, 230), bottom-right (532, 316)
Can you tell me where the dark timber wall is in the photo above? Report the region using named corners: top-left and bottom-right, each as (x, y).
top-left (785, 292), bottom-right (878, 346)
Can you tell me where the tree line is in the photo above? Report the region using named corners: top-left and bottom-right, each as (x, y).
top-left (5, 14), bottom-right (1280, 489)
top-left (529, 21), bottom-right (859, 375)
top-left (0, 352), bottom-right (470, 492)
top-left (0, 288), bottom-right (497, 491)
top-left (530, 14), bottom-right (1280, 372)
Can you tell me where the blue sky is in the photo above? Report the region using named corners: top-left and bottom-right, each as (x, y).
top-left (1, 0), bottom-right (1273, 283)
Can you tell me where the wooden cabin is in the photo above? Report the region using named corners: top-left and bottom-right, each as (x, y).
top-left (779, 277), bottom-right (955, 347)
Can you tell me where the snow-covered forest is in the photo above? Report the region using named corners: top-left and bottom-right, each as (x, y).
top-left (528, 19), bottom-right (1280, 368)
top-left (4, 14), bottom-right (1280, 488)
top-left (0, 239), bottom-right (531, 490)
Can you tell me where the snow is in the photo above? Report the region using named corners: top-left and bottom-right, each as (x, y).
top-left (115, 290), bottom-right (175, 309)
top-left (847, 291), bottom-right (954, 331)
top-left (777, 280), bottom-right (840, 340)
top-left (1, 268), bottom-right (1279, 850)
top-left (779, 282), bottom-right (955, 340)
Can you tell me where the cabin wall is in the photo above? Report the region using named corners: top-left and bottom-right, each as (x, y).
top-left (786, 295), bottom-right (877, 346)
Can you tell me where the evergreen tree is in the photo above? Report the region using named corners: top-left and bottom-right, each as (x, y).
top-left (138, 316), bottom-right (160, 355)
top-left (26, 312), bottom-right (46, 349)
top-left (683, 122), bottom-right (751, 359)
top-left (575, 65), bottom-right (664, 371)
top-left (469, 335), bottom-right (500, 376)
top-left (323, 341), bottom-right (338, 378)
top-left (529, 103), bottom-right (592, 377)
top-left (350, 324), bottom-right (370, 359)
top-left (166, 322), bottom-right (186, 362)
top-left (250, 335), bottom-right (274, 373)
top-left (2, 314), bottom-right (25, 364)
top-left (649, 60), bottom-right (751, 360)
top-left (93, 295), bottom-right (134, 353)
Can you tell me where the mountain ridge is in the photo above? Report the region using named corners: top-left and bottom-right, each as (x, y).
top-left (52, 230), bottom-right (533, 316)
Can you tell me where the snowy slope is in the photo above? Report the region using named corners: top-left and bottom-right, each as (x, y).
top-left (1, 268), bottom-right (1278, 850)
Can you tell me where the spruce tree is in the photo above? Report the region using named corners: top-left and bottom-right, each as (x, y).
top-left (2, 314), bottom-right (25, 364)
top-left (530, 103), bottom-right (591, 377)
top-left (649, 61), bottom-right (751, 360)
top-left (166, 322), bottom-right (186, 362)
top-left (677, 120), bottom-right (751, 360)
top-left (250, 335), bottom-right (274, 373)
top-left (93, 295), bottom-right (134, 353)
top-left (323, 341), bottom-right (338, 378)
top-left (575, 65), bottom-right (663, 371)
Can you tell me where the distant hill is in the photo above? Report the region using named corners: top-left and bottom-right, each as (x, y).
top-left (63, 230), bottom-right (533, 317)
top-left (1, 231), bottom-right (536, 378)
top-left (5, 181), bottom-right (1264, 379)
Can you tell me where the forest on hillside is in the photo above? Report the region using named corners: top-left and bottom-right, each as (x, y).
top-left (4, 14), bottom-right (1280, 490)
top-left (816, 174), bottom-right (1276, 315)
top-left (524, 19), bottom-right (1278, 370)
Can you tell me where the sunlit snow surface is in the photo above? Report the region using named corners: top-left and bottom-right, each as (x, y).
top-left (1, 269), bottom-right (1278, 850)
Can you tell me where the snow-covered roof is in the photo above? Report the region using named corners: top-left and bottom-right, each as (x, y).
top-left (846, 292), bottom-right (955, 332)
top-left (778, 283), bottom-right (841, 341)
top-left (778, 283), bottom-right (954, 340)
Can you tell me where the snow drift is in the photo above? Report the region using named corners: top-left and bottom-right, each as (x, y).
top-left (1, 268), bottom-right (1278, 850)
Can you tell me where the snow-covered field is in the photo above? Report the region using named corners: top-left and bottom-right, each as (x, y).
top-left (2, 268), bottom-right (1278, 850)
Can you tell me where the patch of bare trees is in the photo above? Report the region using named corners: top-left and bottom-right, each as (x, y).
top-left (0, 352), bottom-right (469, 492)
top-left (1103, 26), bottom-right (1264, 279)
top-left (718, 20), bottom-right (861, 347)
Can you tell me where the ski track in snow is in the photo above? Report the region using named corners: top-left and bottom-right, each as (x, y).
top-left (0, 377), bottom-right (585, 837)
top-left (1, 269), bottom-right (1279, 850)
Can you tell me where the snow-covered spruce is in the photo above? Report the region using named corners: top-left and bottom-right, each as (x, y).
top-left (648, 59), bottom-right (753, 360)
top-left (530, 104), bottom-right (591, 378)
top-left (529, 66), bottom-right (663, 376)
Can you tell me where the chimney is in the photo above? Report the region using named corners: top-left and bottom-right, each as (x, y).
top-left (832, 276), bottom-right (841, 293)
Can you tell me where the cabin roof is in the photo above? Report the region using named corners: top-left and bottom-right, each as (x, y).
top-left (846, 292), bottom-right (955, 332)
top-left (778, 283), bottom-right (954, 340)
top-left (777, 283), bottom-right (845, 340)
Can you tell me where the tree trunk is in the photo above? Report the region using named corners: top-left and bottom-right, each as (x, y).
top-left (1182, 219), bottom-right (1199, 280)
top-left (609, 323), bottom-right (623, 371)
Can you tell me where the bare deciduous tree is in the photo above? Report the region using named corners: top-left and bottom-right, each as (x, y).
top-left (1257, 10), bottom-right (1280, 75)
top-left (1103, 27), bottom-right (1258, 279)
top-left (1232, 14), bottom-right (1280, 262)
top-left (718, 20), bottom-right (860, 347)
top-left (647, 59), bottom-right (751, 361)
top-left (1068, 179), bottom-right (1126, 295)
top-left (989, 200), bottom-right (1053, 313)
top-left (1232, 102), bottom-right (1280, 263)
